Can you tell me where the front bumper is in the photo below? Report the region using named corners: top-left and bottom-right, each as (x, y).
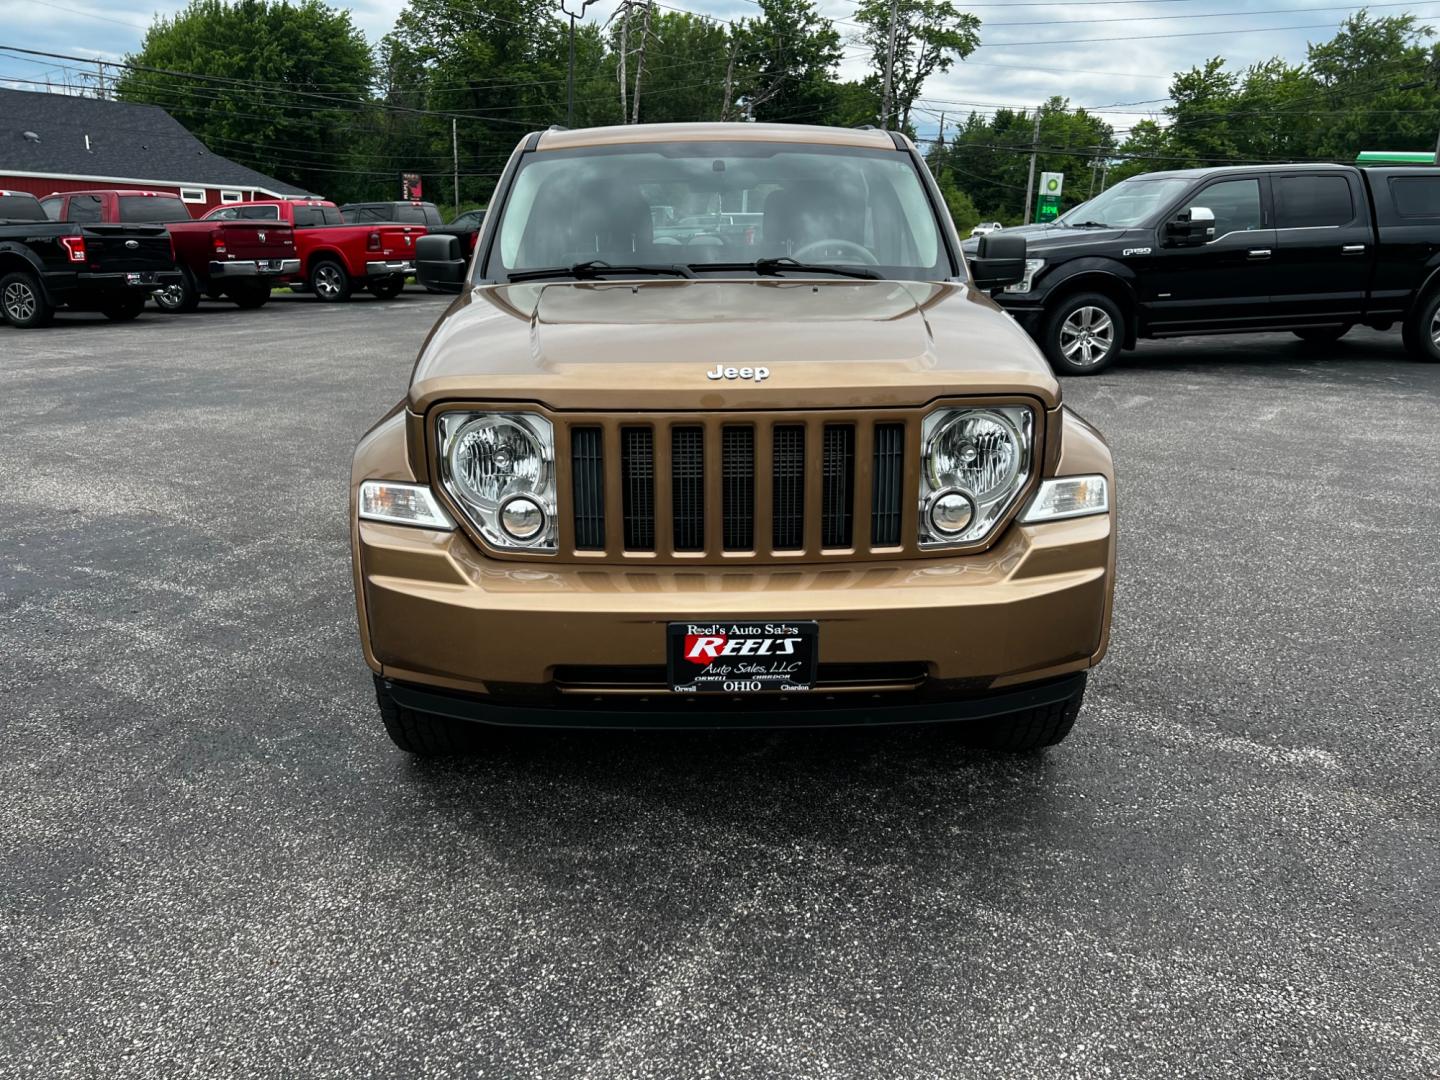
top-left (355, 510), bottom-right (1114, 708)
top-left (209, 258), bottom-right (301, 278)
top-left (365, 260), bottom-right (415, 277)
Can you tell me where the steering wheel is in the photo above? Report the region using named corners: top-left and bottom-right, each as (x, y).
top-left (791, 238), bottom-right (880, 265)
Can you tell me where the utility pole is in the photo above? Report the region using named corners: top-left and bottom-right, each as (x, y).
top-left (618, 1), bottom-right (629, 122)
top-left (559, 0), bottom-right (599, 127)
top-left (452, 117), bottom-right (459, 216)
top-left (720, 40), bottom-right (737, 121)
top-left (630, 1), bottom-right (653, 125)
top-left (1022, 105), bottom-right (1040, 224)
top-left (879, 0), bottom-right (899, 129)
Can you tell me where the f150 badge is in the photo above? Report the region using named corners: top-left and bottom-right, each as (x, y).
top-left (1123, 247), bottom-right (1152, 256)
top-left (707, 364), bottom-right (769, 382)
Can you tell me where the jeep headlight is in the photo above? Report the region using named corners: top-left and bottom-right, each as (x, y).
top-left (437, 411), bottom-right (557, 552)
top-left (919, 407), bottom-right (1032, 547)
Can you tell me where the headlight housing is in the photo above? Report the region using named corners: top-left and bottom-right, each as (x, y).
top-left (1003, 258), bottom-right (1046, 294)
top-left (437, 411), bottom-right (557, 552)
top-left (919, 406), bottom-right (1033, 547)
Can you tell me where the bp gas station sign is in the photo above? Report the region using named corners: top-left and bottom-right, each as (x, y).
top-left (1036, 172), bottom-right (1064, 222)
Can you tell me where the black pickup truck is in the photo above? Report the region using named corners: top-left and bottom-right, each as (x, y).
top-left (0, 189), bottom-right (179, 328)
top-left (963, 163), bottom-right (1440, 373)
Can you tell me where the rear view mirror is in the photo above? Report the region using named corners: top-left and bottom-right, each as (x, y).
top-left (970, 232), bottom-right (1027, 291)
top-left (1166, 206), bottom-right (1214, 247)
top-left (416, 234), bottom-right (467, 294)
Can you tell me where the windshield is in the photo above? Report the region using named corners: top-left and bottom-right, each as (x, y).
top-left (486, 141), bottom-right (952, 281)
top-left (119, 196), bottom-right (190, 223)
top-left (1068, 178), bottom-right (1191, 227)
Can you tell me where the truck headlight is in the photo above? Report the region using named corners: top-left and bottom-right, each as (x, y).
top-left (437, 411), bottom-right (556, 552)
top-left (1003, 258), bottom-right (1046, 294)
top-left (919, 407), bottom-right (1032, 547)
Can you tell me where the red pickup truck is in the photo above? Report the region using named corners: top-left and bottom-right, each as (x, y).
top-left (203, 199), bottom-right (423, 301)
top-left (42, 189), bottom-right (298, 312)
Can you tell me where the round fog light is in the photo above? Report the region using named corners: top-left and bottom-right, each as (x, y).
top-left (928, 489), bottom-right (976, 536)
top-left (499, 495), bottom-right (545, 541)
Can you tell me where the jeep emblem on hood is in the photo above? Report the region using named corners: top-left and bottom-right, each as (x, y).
top-left (707, 364), bottom-right (769, 382)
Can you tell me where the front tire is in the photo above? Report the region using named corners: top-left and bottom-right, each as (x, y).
top-left (956, 678), bottom-right (1086, 751)
top-left (309, 259), bottom-right (351, 302)
top-left (374, 676), bottom-right (482, 756)
top-left (1042, 293), bottom-right (1124, 375)
top-left (1293, 325), bottom-right (1351, 344)
top-left (1, 271), bottom-right (54, 328)
top-left (1403, 290), bottom-right (1440, 362)
top-left (154, 268), bottom-right (201, 313)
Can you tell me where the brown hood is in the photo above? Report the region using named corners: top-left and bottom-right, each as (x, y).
top-left (408, 279), bottom-right (1060, 413)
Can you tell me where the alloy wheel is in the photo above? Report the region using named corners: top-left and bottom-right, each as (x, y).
top-left (155, 284), bottom-right (185, 310)
top-left (1059, 306), bottom-right (1115, 368)
top-left (1429, 305), bottom-right (1440, 348)
top-left (314, 266), bottom-right (342, 299)
top-left (3, 281), bottom-right (36, 323)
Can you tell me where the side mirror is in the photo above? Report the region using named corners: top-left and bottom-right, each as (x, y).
top-left (970, 232), bottom-right (1027, 291)
top-left (416, 234), bottom-right (467, 294)
top-left (1166, 206), bottom-right (1214, 247)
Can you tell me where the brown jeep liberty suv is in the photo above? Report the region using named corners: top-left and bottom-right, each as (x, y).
top-left (351, 123), bottom-right (1115, 754)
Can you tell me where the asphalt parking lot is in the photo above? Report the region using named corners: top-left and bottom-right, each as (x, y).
top-left (3, 292), bottom-right (1438, 1079)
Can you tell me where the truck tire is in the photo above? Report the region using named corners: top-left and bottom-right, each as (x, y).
top-left (373, 676), bottom-right (482, 756)
top-left (225, 282), bottom-right (271, 309)
top-left (309, 259), bottom-right (351, 302)
top-left (1292, 325), bottom-right (1351, 344)
top-left (154, 268), bottom-right (201, 313)
top-left (1042, 293), bottom-right (1124, 375)
top-left (368, 276), bottom-right (405, 300)
top-left (1403, 290), bottom-right (1440, 362)
top-left (101, 296), bottom-right (147, 322)
top-left (1, 271), bottom-right (54, 329)
top-left (956, 680), bottom-right (1085, 751)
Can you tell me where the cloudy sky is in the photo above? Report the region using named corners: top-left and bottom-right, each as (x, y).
top-left (2, 0), bottom-right (1434, 145)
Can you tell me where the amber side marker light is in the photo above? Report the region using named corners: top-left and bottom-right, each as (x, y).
top-left (1019, 475), bottom-right (1109, 523)
top-left (358, 481), bottom-right (456, 530)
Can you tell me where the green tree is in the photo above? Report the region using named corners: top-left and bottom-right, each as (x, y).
top-left (114, 0), bottom-right (375, 201)
top-left (852, 0), bottom-right (980, 129)
top-left (726, 0), bottom-right (843, 124)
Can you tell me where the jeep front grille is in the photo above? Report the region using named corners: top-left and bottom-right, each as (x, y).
top-left (558, 411), bottom-right (924, 562)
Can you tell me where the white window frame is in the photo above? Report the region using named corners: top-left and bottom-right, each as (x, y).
top-left (180, 187), bottom-right (207, 204)
top-left (220, 190), bottom-right (244, 204)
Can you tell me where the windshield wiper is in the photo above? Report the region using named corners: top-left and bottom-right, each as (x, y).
top-left (507, 260), bottom-right (694, 283)
top-left (691, 257), bottom-right (882, 281)
top-left (1068, 220), bottom-right (1112, 229)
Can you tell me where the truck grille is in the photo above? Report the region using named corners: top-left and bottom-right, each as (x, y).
top-left (559, 412), bottom-right (925, 562)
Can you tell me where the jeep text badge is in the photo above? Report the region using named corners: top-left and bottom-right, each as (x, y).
top-left (706, 364), bottom-right (770, 382)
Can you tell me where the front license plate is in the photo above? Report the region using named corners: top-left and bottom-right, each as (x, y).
top-left (667, 621), bottom-right (818, 694)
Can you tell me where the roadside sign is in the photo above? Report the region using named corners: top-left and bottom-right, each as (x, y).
top-left (402, 172), bottom-right (423, 199)
top-left (1036, 171), bottom-right (1064, 222)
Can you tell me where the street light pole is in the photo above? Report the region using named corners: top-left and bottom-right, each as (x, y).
top-left (559, 0), bottom-right (599, 127)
